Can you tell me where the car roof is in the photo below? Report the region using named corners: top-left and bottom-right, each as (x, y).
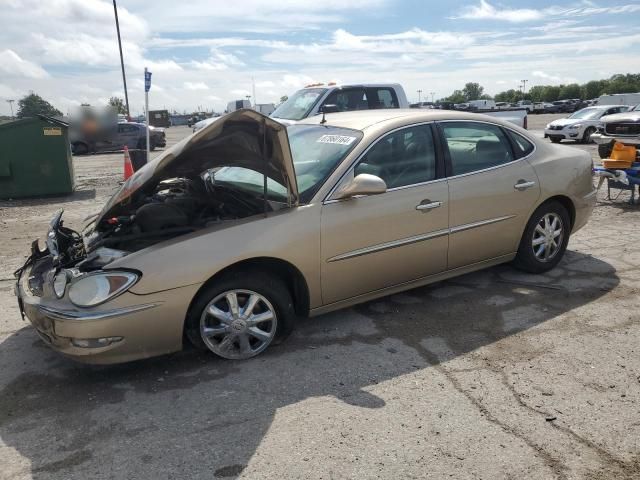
top-left (295, 109), bottom-right (511, 131)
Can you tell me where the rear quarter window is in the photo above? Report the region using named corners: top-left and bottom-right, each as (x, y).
top-left (507, 130), bottom-right (535, 158)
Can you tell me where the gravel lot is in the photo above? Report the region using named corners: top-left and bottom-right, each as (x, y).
top-left (1, 116), bottom-right (639, 479)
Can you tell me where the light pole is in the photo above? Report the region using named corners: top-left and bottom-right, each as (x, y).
top-left (6, 99), bottom-right (15, 119)
top-left (113, 0), bottom-right (130, 119)
top-left (417, 89), bottom-right (422, 103)
top-left (245, 95), bottom-right (252, 107)
top-left (430, 92), bottom-right (435, 103)
top-left (521, 79), bottom-right (528, 99)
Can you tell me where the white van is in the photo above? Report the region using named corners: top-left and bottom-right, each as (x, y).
top-left (597, 93), bottom-right (640, 106)
top-left (468, 99), bottom-right (496, 110)
top-left (227, 99), bottom-right (252, 113)
top-left (271, 83), bottom-right (409, 125)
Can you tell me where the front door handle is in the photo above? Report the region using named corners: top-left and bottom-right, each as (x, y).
top-left (514, 180), bottom-right (536, 191)
top-left (416, 200), bottom-right (442, 212)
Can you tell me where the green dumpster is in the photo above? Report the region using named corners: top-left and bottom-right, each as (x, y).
top-left (0, 116), bottom-right (74, 199)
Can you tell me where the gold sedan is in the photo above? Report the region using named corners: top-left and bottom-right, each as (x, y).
top-left (15, 109), bottom-right (596, 364)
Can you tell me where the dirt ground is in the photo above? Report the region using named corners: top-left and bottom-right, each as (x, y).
top-left (1, 116), bottom-right (639, 479)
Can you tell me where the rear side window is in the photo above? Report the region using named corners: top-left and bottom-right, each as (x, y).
top-left (440, 122), bottom-right (514, 176)
top-left (507, 130), bottom-right (534, 157)
top-left (368, 88), bottom-right (399, 109)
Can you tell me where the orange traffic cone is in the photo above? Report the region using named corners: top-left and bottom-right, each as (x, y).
top-left (123, 145), bottom-right (134, 180)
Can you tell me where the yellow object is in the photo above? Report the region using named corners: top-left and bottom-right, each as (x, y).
top-left (603, 159), bottom-right (633, 169)
top-left (610, 142), bottom-right (636, 162)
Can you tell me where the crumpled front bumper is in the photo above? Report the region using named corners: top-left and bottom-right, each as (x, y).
top-left (15, 259), bottom-right (201, 364)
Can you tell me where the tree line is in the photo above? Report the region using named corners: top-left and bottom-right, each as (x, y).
top-left (441, 73), bottom-right (640, 104)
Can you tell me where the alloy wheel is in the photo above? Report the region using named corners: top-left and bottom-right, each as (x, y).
top-left (200, 289), bottom-right (277, 360)
top-left (531, 213), bottom-right (564, 262)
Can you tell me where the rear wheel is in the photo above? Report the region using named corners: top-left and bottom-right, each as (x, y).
top-left (513, 201), bottom-right (570, 273)
top-left (72, 142), bottom-right (88, 155)
top-left (185, 271), bottom-right (296, 360)
top-left (582, 127), bottom-right (595, 144)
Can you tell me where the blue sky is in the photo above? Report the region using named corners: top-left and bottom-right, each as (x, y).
top-left (1, 0), bottom-right (639, 115)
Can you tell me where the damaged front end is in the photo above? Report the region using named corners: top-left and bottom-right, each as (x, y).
top-left (14, 110), bottom-right (298, 361)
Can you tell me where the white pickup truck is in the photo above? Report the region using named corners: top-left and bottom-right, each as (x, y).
top-left (272, 83), bottom-right (528, 128)
top-left (271, 83), bottom-right (409, 125)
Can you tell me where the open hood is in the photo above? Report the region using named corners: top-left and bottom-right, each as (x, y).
top-left (95, 109), bottom-right (298, 226)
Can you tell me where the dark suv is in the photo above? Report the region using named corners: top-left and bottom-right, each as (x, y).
top-left (72, 122), bottom-right (166, 155)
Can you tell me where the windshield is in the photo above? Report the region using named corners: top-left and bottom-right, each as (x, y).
top-left (271, 88), bottom-right (326, 121)
top-left (214, 125), bottom-right (363, 203)
top-left (569, 108), bottom-right (603, 120)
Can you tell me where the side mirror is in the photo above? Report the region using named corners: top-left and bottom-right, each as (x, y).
top-left (333, 174), bottom-right (387, 200)
top-left (319, 104), bottom-right (339, 114)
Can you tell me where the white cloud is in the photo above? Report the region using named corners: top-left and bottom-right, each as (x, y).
top-left (454, 1), bottom-right (640, 23)
top-left (184, 82), bottom-right (209, 91)
top-left (0, 50), bottom-right (49, 79)
top-left (532, 70), bottom-right (577, 84)
top-left (454, 0), bottom-right (542, 22)
top-left (255, 80), bottom-right (275, 88)
top-left (230, 89), bottom-right (251, 96)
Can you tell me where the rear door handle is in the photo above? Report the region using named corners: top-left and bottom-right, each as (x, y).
top-left (514, 180), bottom-right (536, 191)
top-left (416, 200), bottom-right (442, 212)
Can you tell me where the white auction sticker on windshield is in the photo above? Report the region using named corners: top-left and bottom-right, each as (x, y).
top-left (317, 134), bottom-right (356, 145)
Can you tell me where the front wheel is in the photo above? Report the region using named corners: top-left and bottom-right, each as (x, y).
top-left (185, 271), bottom-right (296, 360)
top-left (513, 201), bottom-right (570, 273)
top-left (582, 127), bottom-right (595, 144)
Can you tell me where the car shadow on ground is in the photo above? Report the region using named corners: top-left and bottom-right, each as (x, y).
top-left (0, 251), bottom-right (620, 479)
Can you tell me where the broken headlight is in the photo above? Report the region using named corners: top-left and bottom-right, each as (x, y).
top-left (68, 271), bottom-right (138, 307)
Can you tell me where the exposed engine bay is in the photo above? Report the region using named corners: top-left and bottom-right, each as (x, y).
top-left (18, 109), bottom-right (297, 275)
top-left (88, 171), bottom-right (272, 252)
top-left (32, 172), bottom-right (281, 274)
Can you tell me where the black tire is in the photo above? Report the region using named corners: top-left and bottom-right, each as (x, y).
top-left (72, 142), bottom-right (88, 155)
top-left (582, 127), bottom-right (595, 144)
top-left (185, 270), bottom-right (296, 359)
top-left (598, 143), bottom-right (613, 159)
top-left (550, 137), bottom-right (561, 143)
top-left (513, 201), bottom-right (571, 274)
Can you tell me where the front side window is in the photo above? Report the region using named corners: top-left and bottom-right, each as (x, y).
top-left (323, 88), bottom-right (368, 112)
top-left (354, 125), bottom-right (436, 189)
top-left (441, 122), bottom-right (514, 176)
top-left (271, 88), bottom-right (326, 121)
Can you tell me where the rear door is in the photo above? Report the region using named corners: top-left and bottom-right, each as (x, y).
top-left (438, 121), bottom-right (540, 269)
top-left (320, 123), bottom-right (449, 304)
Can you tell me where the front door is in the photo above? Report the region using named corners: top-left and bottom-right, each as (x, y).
top-left (321, 124), bottom-right (449, 305)
top-left (439, 121), bottom-right (541, 269)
